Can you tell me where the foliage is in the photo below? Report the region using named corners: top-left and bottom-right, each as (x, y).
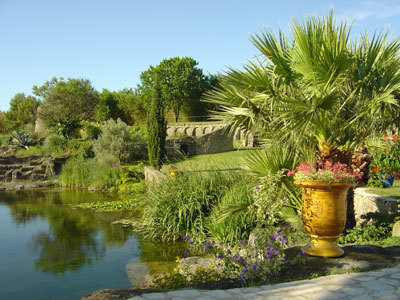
top-left (33, 77), bottom-right (99, 137)
top-left (135, 170), bottom-right (245, 241)
top-left (0, 134), bottom-right (11, 146)
top-left (289, 161), bottom-right (362, 183)
top-left (338, 213), bottom-right (396, 244)
top-left (179, 229), bottom-right (299, 286)
top-left (242, 143), bottom-right (304, 210)
top-left (80, 121), bottom-right (102, 140)
top-left (10, 131), bottom-right (34, 149)
top-left (95, 88), bottom-right (146, 124)
top-left (5, 93), bottom-right (39, 130)
top-left (93, 118), bottom-right (143, 162)
top-left (43, 134), bottom-right (68, 154)
top-left (114, 88), bottom-right (146, 124)
top-left (15, 144), bottom-right (46, 156)
top-left (367, 134), bottom-right (400, 187)
top-left (249, 171), bottom-right (294, 225)
top-left (59, 158), bottom-right (120, 189)
top-left (76, 197), bottom-right (141, 212)
top-left (146, 84), bottom-right (167, 168)
top-left (0, 111), bottom-right (8, 133)
top-left (130, 125), bottom-right (147, 142)
top-left (205, 10), bottom-right (400, 164)
top-left (206, 182), bottom-right (257, 243)
top-left (109, 164), bottom-right (146, 195)
top-left (139, 56), bottom-right (208, 121)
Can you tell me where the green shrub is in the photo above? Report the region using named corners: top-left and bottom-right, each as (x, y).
top-left (109, 164), bottom-right (146, 195)
top-left (0, 134), bottom-right (11, 146)
top-left (338, 213), bottom-right (396, 244)
top-left (44, 134), bottom-right (68, 154)
top-left (136, 170), bottom-right (246, 241)
top-left (93, 118), bottom-right (143, 162)
top-left (59, 158), bottom-right (120, 189)
top-left (368, 133), bottom-right (400, 187)
top-left (80, 121), bottom-right (102, 140)
top-left (130, 125), bottom-right (147, 142)
top-left (15, 144), bottom-right (45, 156)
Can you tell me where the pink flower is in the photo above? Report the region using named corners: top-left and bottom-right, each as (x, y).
top-left (287, 170), bottom-right (295, 176)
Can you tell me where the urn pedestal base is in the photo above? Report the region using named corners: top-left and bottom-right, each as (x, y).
top-left (302, 234), bottom-right (344, 258)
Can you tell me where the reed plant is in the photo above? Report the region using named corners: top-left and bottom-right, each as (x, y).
top-left (136, 170), bottom-right (247, 241)
top-left (59, 158), bottom-right (120, 189)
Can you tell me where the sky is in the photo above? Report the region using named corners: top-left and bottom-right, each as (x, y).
top-left (1, 0), bottom-right (400, 111)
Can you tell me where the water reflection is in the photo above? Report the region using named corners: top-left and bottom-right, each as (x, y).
top-left (1, 190), bottom-right (132, 274)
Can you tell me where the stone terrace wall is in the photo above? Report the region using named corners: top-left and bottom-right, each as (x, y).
top-left (354, 188), bottom-right (399, 225)
top-left (0, 155), bottom-right (68, 183)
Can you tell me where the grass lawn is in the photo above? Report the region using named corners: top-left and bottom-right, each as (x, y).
top-left (162, 148), bottom-right (260, 171)
top-left (365, 181), bottom-right (400, 199)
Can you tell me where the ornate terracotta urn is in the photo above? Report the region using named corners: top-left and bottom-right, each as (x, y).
top-left (294, 180), bottom-right (354, 258)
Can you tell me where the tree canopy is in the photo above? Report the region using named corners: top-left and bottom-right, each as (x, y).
top-left (5, 93), bottom-right (39, 130)
top-left (139, 56), bottom-right (207, 122)
top-left (33, 77), bottom-right (99, 136)
top-left (205, 11), bottom-right (400, 162)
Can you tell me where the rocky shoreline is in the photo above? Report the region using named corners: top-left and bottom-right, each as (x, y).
top-left (0, 180), bottom-right (55, 191)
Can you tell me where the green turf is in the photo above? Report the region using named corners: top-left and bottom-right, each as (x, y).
top-left (365, 181), bottom-right (400, 199)
top-left (162, 148), bottom-right (259, 171)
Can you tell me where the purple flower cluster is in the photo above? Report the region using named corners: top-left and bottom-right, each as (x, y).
top-left (270, 231), bottom-right (287, 245)
top-left (181, 231), bottom-right (289, 284)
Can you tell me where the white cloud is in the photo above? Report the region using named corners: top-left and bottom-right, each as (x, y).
top-left (338, 0), bottom-right (400, 21)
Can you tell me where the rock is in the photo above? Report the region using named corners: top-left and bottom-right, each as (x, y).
top-left (178, 256), bottom-right (220, 275)
top-left (144, 166), bottom-right (167, 183)
top-left (88, 187), bottom-right (102, 192)
top-left (353, 188), bottom-right (399, 225)
top-left (14, 185), bottom-right (25, 190)
top-left (392, 220), bottom-right (400, 237)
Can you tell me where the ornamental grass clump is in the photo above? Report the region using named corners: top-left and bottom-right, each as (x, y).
top-left (288, 161), bottom-right (361, 183)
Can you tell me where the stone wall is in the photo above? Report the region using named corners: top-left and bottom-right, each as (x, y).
top-left (165, 124), bottom-right (233, 157)
top-left (0, 155), bottom-right (68, 183)
top-left (354, 188), bottom-right (399, 225)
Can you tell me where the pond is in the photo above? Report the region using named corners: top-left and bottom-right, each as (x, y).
top-left (0, 189), bottom-right (185, 300)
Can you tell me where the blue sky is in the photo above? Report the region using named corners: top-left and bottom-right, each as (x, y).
top-left (1, 0), bottom-right (400, 111)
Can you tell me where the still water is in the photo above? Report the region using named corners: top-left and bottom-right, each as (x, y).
top-left (0, 189), bottom-right (185, 300)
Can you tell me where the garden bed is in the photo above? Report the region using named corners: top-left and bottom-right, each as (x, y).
top-left (81, 244), bottom-right (400, 300)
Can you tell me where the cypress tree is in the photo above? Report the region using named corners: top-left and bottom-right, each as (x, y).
top-left (146, 81), bottom-right (167, 168)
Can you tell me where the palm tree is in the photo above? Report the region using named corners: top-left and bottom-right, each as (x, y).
top-left (206, 11), bottom-right (400, 180)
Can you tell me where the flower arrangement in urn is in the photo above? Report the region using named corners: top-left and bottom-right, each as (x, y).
top-left (289, 161), bottom-right (362, 258)
top-left (288, 161), bottom-right (362, 183)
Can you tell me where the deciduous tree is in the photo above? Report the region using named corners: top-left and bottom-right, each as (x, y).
top-left (139, 57), bottom-right (207, 122)
top-left (33, 77), bottom-right (99, 137)
top-left (5, 93), bottom-right (39, 130)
